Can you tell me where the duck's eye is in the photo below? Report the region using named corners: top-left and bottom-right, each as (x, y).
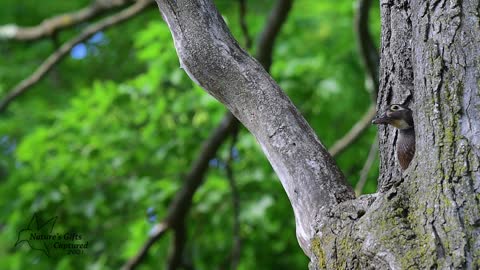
top-left (391, 105), bottom-right (400, 111)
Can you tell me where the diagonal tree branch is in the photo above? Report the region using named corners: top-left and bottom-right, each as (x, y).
top-left (0, 0), bottom-right (133, 41)
top-left (0, 0), bottom-right (155, 113)
top-left (328, 105), bottom-right (376, 158)
top-left (122, 221), bottom-right (169, 270)
top-left (156, 0), bottom-right (354, 257)
top-left (122, 0), bottom-right (295, 268)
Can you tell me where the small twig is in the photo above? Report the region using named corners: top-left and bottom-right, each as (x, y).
top-left (0, 0), bottom-right (133, 41)
top-left (238, 0), bottom-right (252, 49)
top-left (328, 105), bottom-right (376, 158)
top-left (0, 0), bottom-right (154, 113)
top-left (355, 136), bottom-right (378, 195)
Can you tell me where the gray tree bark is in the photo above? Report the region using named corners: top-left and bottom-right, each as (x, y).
top-left (154, 0), bottom-right (354, 257)
top-left (154, 0), bottom-right (480, 269)
top-left (310, 0), bottom-right (480, 268)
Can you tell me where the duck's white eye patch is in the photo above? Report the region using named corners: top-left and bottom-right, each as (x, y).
top-left (391, 105), bottom-right (400, 111)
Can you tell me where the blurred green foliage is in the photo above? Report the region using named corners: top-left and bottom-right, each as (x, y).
top-left (0, 0), bottom-right (380, 269)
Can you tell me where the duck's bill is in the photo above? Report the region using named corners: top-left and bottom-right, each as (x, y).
top-left (371, 115), bottom-right (390, 125)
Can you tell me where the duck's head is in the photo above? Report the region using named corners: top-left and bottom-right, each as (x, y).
top-left (372, 104), bottom-right (413, 130)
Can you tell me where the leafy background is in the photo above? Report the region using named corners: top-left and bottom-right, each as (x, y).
top-left (0, 0), bottom-right (380, 269)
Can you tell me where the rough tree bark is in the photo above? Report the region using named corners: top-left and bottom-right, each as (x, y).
top-left (310, 0), bottom-right (480, 268)
top-left (154, 0), bottom-right (480, 269)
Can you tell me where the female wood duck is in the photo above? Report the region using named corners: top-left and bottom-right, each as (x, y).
top-left (372, 104), bottom-right (415, 170)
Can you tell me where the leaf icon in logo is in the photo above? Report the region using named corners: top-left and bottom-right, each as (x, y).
top-left (15, 213), bottom-right (57, 257)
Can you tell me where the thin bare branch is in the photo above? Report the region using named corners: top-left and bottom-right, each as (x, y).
top-left (0, 0), bottom-right (155, 113)
top-left (0, 0), bottom-right (133, 41)
top-left (238, 0), bottom-right (252, 49)
top-left (355, 135), bottom-right (378, 195)
top-left (355, 0), bottom-right (379, 100)
top-left (256, 0), bottom-right (293, 68)
top-left (329, 105), bottom-right (376, 157)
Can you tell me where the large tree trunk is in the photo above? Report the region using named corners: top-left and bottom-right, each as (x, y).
top-left (155, 0), bottom-right (480, 268)
top-left (310, 0), bottom-right (480, 269)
